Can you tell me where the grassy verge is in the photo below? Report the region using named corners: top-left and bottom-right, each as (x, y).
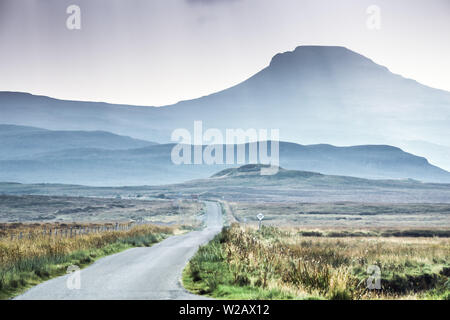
top-left (0, 225), bottom-right (174, 299)
top-left (183, 224), bottom-right (450, 300)
top-left (182, 232), bottom-right (303, 300)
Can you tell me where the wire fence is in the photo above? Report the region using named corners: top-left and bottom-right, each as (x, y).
top-left (2, 221), bottom-right (153, 241)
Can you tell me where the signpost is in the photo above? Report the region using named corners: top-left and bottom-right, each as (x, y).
top-left (177, 193), bottom-right (182, 214)
top-left (257, 213), bottom-right (264, 231)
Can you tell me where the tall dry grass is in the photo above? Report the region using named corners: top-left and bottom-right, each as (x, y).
top-left (187, 224), bottom-right (449, 299)
top-left (0, 224), bottom-right (173, 267)
top-left (0, 223), bottom-right (175, 298)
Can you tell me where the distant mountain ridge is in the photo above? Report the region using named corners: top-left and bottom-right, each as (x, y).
top-left (0, 124), bottom-right (157, 159)
top-left (0, 124), bottom-right (448, 185)
top-left (1, 45), bottom-right (449, 170)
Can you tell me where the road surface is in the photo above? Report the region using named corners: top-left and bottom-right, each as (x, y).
top-left (16, 201), bottom-right (223, 300)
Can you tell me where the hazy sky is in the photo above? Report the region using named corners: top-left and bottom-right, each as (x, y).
top-left (0, 0), bottom-right (449, 106)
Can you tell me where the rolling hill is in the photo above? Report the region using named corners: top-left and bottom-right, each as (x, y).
top-left (0, 124), bottom-right (157, 159)
top-left (1, 164), bottom-right (449, 203)
top-left (0, 134), bottom-right (449, 185)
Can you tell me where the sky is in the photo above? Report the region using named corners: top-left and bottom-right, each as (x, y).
top-left (0, 0), bottom-right (449, 106)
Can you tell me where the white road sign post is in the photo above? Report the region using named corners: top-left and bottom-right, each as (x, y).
top-left (257, 213), bottom-right (264, 231)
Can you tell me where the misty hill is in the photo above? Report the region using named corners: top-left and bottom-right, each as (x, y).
top-left (0, 124), bottom-right (157, 159)
top-left (1, 46), bottom-right (449, 169)
top-left (208, 163), bottom-right (422, 186)
top-left (179, 164), bottom-right (450, 203)
top-left (0, 138), bottom-right (449, 186)
top-left (277, 142), bottom-right (450, 182)
top-left (212, 164), bottom-right (322, 179)
top-left (1, 164), bottom-right (449, 203)
top-left (208, 163), bottom-right (448, 188)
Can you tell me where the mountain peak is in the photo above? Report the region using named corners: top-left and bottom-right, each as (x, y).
top-left (268, 45), bottom-right (386, 74)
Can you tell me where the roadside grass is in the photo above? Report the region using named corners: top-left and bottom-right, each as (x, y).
top-left (183, 224), bottom-right (450, 300)
top-left (0, 224), bottom-right (174, 299)
top-left (182, 232), bottom-right (303, 300)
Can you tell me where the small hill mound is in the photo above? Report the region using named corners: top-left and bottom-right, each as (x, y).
top-left (211, 164), bottom-right (322, 179)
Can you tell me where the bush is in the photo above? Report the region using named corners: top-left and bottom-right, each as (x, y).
top-left (235, 274), bottom-right (250, 287)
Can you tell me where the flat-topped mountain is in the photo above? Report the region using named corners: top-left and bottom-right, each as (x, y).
top-left (1, 46), bottom-right (449, 170)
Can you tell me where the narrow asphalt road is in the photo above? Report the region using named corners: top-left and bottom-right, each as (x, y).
top-left (16, 201), bottom-right (223, 300)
